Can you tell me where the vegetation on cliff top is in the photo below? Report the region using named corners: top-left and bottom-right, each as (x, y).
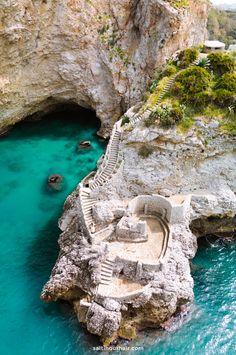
top-left (143, 49), bottom-right (236, 134)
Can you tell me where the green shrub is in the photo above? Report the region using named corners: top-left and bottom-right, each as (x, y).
top-left (215, 72), bottom-right (236, 92)
top-left (197, 44), bottom-right (204, 53)
top-left (213, 89), bottom-right (236, 108)
top-left (178, 48), bottom-right (199, 68)
top-left (171, 81), bottom-right (183, 95)
top-left (138, 145), bottom-right (154, 158)
top-left (159, 115), bottom-right (176, 127)
top-left (169, 104), bottom-right (183, 122)
top-left (193, 91), bottom-right (212, 108)
top-left (208, 52), bottom-right (235, 76)
top-left (160, 64), bottom-right (177, 79)
top-left (172, 67), bottom-right (211, 104)
top-left (149, 64), bottom-right (176, 92)
top-left (231, 50), bottom-right (236, 59)
top-left (149, 79), bottom-right (159, 93)
top-left (144, 114), bottom-right (156, 127)
top-left (121, 115), bottom-right (130, 126)
top-left (148, 102), bottom-right (184, 128)
top-left (178, 118), bottom-right (194, 130)
top-left (148, 67), bottom-right (163, 92)
top-left (197, 57), bottom-right (210, 69)
top-left (221, 119), bottom-right (236, 135)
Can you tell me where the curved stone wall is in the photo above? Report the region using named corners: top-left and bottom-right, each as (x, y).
top-left (128, 194), bottom-right (173, 222)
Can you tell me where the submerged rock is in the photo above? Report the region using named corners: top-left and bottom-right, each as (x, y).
top-left (78, 141), bottom-right (91, 149)
top-left (47, 174), bottom-right (63, 191)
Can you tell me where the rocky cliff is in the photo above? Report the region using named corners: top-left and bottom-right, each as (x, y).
top-left (0, 0), bottom-right (208, 135)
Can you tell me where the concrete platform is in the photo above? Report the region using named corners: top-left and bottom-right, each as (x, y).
top-left (108, 216), bottom-right (165, 264)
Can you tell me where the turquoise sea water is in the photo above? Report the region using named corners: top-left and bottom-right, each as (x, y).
top-left (0, 109), bottom-right (105, 355)
top-left (0, 109), bottom-right (235, 355)
top-left (136, 241), bottom-right (236, 355)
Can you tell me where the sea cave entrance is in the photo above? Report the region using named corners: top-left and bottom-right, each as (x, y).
top-left (25, 100), bottom-right (101, 130)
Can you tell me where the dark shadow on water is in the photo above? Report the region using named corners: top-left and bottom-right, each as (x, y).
top-left (7, 105), bottom-right (101, 141)
top-left (0, 180), bottom-right (20, 199)
top-left (24, 212), bottom-right (73, 323)
top-left (42, 178), bottom-right (68, 197)
top-left (25, 210), bottom-right (101, 350)
top-left (7, 160), bottom-right (24, 172)
top-left (26, 212), bottom-right (61, 282)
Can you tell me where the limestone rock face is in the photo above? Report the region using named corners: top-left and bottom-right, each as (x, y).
top-left (0, 0), bottom-right (208, 134)
top-left (115, 118), bottom-right (236, 209)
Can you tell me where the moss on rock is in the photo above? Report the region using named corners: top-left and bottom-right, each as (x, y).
top-left (118, 324), bottom-right (137, 340)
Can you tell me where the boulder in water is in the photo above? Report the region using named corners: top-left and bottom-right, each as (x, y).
top-left (47, 174), bottom-right (63, 191)
top-left (78, 140), bottom-right (91, 149)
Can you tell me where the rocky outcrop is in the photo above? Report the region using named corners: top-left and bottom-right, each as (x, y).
top-left (0, 0), bottom-right (208, 135)
top-left (42, 191), bottom-right (196, 343)
top-left (114, 110), bottom-right (236, 203)
top-left (41, 113), bottom-right (236, 344)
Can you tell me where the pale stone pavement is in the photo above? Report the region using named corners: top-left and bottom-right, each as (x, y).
top-left (97, 276), bottom-right (143, 298)
top-left (108, 216), bottom-right (165, 264)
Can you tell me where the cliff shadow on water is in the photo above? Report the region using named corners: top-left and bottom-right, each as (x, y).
top-left (0, 103), bottom-right (105, 355)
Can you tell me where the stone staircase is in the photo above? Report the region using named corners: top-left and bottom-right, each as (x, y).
top-left (129, 74), bottom-right (177, 126)
top-left (90, 120), bottom-right (122, 191)
top-left (130, 56), bottom-right (200, 126)
top-left (78, 57), bottom-right (200, 238)
top-left (99, 258), bottom-right (115, 285)
top-left (150, 74), bottom-right (179, 110)
top-left (79, 187), bottom-right (97, 234)
top-left (78, 121), bottom-right (122, 236)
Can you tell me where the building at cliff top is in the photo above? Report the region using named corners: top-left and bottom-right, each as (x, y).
top-left (204, 40), bottom-right (226, 52)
